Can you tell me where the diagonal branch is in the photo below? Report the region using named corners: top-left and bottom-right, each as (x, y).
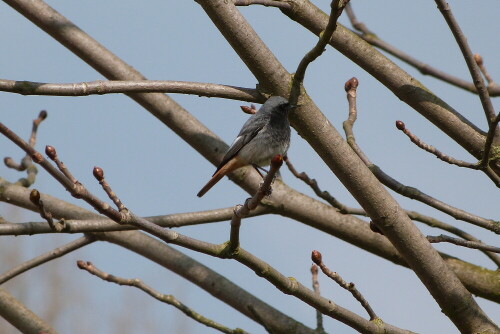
top-left (77, 261), bottom-right (249, 334)
top-left (0, 288), bottom-right (58, 334)
top-left (434, 0), bottom-right (496, 125)
top-left (342, 78), bottom-right (500, 234)
top-left (0, 235), bottom-right (95, 284)
top-left (344, 3), bottom-right (500, 97)
top-left (312, 250), bottom-right (378, 321)
top-left (290, 0), bottom-right (349, 106)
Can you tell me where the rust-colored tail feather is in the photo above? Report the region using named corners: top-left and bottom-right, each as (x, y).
top-left (197, 157), bottom-right (245, 197)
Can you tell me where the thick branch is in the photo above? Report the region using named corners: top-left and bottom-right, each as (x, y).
top-left (0, 288), bottom-right (57, 334)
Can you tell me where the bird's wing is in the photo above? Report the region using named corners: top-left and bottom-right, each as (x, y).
top-left (212, 115), bottom-right (267, 175)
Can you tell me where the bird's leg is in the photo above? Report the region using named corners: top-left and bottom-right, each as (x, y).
top-left (252, 164), bottom-right (268, 178)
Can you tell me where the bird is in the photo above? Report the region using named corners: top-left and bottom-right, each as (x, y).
top-left (197, 96), bottom-right (292, 197)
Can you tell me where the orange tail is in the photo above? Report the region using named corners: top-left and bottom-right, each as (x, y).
top-left (197, 157), bottom-right (245, 197)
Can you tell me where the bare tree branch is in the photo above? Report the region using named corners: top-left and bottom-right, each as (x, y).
top-left (0, 206), bottom-right (270, 235)
top-left (234, 0), bottom-right (292, 10)
top-left (395, 120), bottom-right (479, 169)
top-left (427, 234), bottom-right (500, 254)
top-left (344, 3), bottom-right (500, 97)
top-left (0, 235), bottom-right (95, 284)
top-left (434, 0), bottom-right (497, 125)
top-left (286, 152), bottom-right (500, 267)
top-left (77, 261), bottom-right (249, 334)
top-left (229, 155), bottom-right (283, 253)
top-left (341, 78), bottom-right (500, 234)
top-left (310, 265), bottom-right (325, 334)
top-left (0, 288), bottom-right (58, 334)
top-left (0, 78), bottom-right (263, 102)
top-left (480, 112), bottom-right (500, 170)
top-left (289, 0), bottom-right (349, 106)
top-left (473, 54), bottom-right (496, 86)
top-left (312, 250), bottom-right (378, 321)
top-left (3, 110), bottom-right (46, 187)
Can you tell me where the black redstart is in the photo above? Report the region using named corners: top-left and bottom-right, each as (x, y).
top-left (197, 96), bottom-right (292, 197)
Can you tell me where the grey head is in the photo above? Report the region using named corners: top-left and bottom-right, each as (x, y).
top-left (257, 96), bottom-right (290, 116)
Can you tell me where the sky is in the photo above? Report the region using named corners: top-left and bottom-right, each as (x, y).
top-left (0, 1), bottom-right (499, 333)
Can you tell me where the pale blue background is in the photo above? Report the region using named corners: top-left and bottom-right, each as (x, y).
top-left (0, 1), bottom-right (498, 333)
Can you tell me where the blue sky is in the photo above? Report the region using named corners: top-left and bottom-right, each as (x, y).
top-left (0, 1), bottom-right (498, 333)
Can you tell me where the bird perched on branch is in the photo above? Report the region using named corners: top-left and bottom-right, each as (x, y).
top-left (197, 96), bottom-right (292, 197)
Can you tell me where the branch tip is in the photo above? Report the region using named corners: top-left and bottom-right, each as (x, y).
top-left (93, 166), bottom-right (104, 181)
top-left (45, 145), bottom-right (57, 160)
top-left (344, 77), bottom-right (359, 91)
top-left (310, 264), bottom-right (318, 275)
top-left (38, 110), bottom-right (48, 120)
top-left (395, 120), bottom-right (405, 131)
top-left (311, 250), bottom-right (322, 265)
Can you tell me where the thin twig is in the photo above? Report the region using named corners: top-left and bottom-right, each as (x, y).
top-left (435, 0), bottom-right (496, 124)
top-left (473, 54), bottom-right (495, 85)
top-left (93, 167), bottom-right (127, 213)
top-left (427, 235), bottom-right (500, 254)
top-left (395, 120), bottom-right (479, 169)
top-left (286, 128), bottom-right (500, 265)
top-left (340, 78), bottom-right (500, 234)
top-left (0, 206), bottom-right (271, 235)
top-left (479, 112), bottom-right (500, 170)
top-left (284, 155), bottom-right (364, 215)
top-left (228, 155), bottom-right (283, 253)
top-left (45, 145), bottom-right (78, 184)
top-left (3, 110), bottom-right (46, 187)
top-left (29, 189), bottom-right (65, 232)
top-left (0, 79), bottom-right (263, 102)
top-left (77, 261), bottom-right (249, 334)
top-left (345, 3), bottom-right (500, 97)
top-left (310, 265), bottom-right (325, 333)
top-left (0, 236), bottom-right (95, 284)
top-left (233, 0), bottom-right (292, 10)
top-left (311, 250), bottom-right (378, 321)
top-left (289, 0), bottom-right (350, 106)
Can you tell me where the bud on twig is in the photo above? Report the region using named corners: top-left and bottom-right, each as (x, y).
top-left (45, 145), bottom-right (57, 160)
top-left (395, 120), bottom-right (405, 131)
top-left (311, 250), bottom-right (322, 265)
top-left (473, 53), bottom-right (483, 66)
top-left (39, 110), bottom-right (48, 120)
top-left (344, 77), bottom-right (359, 92)
top-left (93, 166), bottom-right (104, 181)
